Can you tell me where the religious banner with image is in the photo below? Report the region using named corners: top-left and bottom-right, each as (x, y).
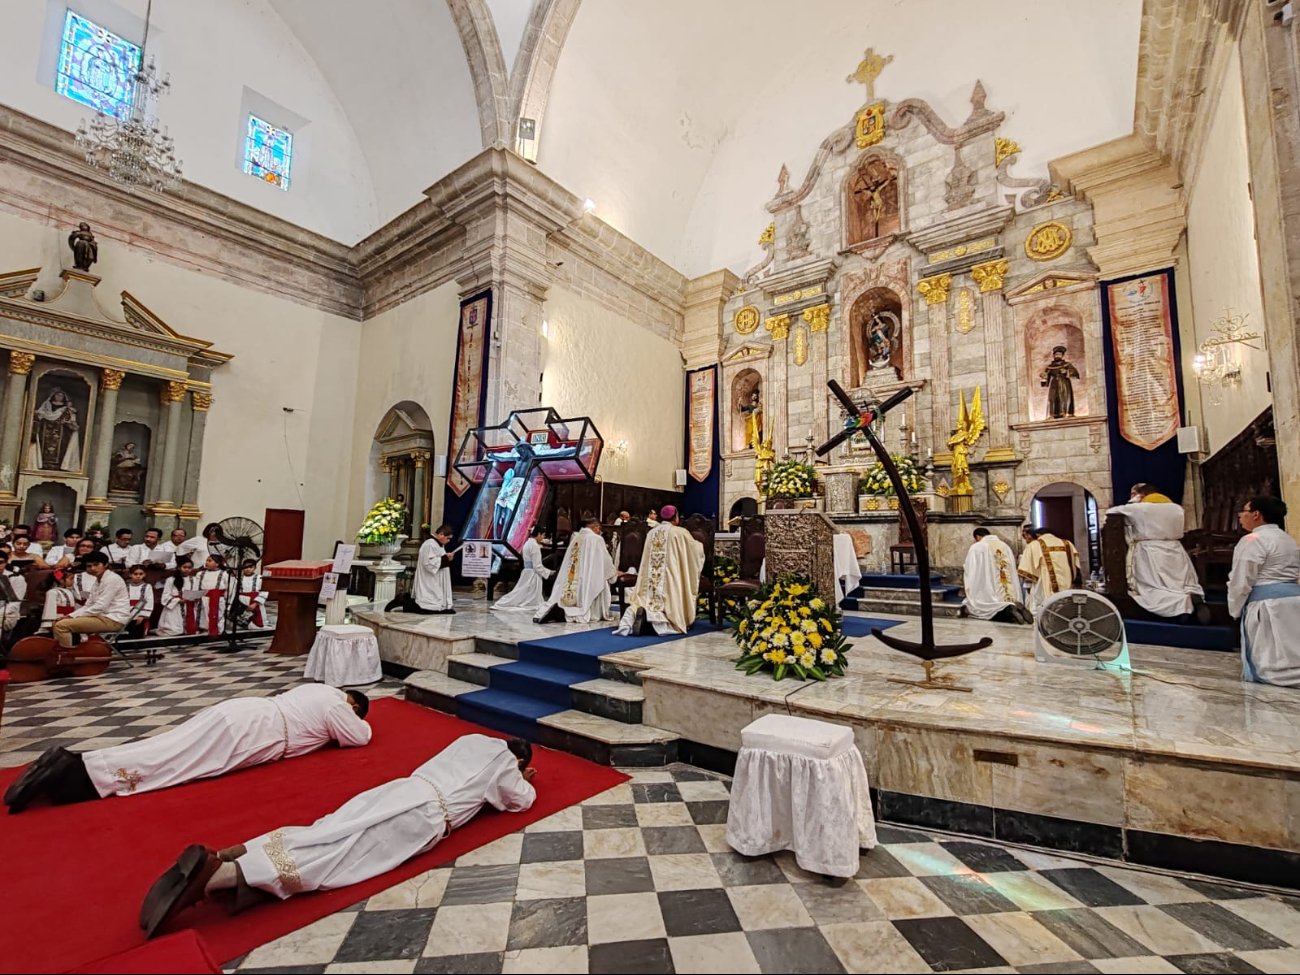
top-left (1106, 273), bottom-right (1180, 450)
top-left (446, 292), bottom-right (492, 496)
top-left (688, 367), bottom-right (715, 482)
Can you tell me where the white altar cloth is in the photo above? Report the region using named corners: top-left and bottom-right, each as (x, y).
top-left (304, 624), bottom-right (383, 687)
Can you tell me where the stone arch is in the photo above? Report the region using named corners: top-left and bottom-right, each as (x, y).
top-left (508, 0), bottom-right (582, 158)
top-left (1023, 477), bottom-right (1107, 577)
top-left (447, 0), bottom-right (512, 147)
top-left (843, 147), bottom-right (906, 250)
top-left (373, 401), bottom-right (437, 537)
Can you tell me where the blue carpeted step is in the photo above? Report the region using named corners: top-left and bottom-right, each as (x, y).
top-left (859, 573), bottom-right (944, 590)
top-left (457, 687), bottom-right (563, 741)
top-left (490, 660), bottom-right (589, 708)
top-left (518, 623), bottom-right (718, 676)
top-left (1123, 619), bottom-right (1238, 652)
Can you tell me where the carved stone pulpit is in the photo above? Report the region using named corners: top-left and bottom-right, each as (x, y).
top-left (764, 510), bottom-right (837, 599)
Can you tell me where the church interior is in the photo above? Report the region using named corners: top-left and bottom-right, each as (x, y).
top-left (4, 0), bottom-right (1300, 972)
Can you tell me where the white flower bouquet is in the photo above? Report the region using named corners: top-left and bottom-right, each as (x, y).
top-left (357, 498), bottom-right (407, 544)
top-left (861, 453), bottom-right (923, 496)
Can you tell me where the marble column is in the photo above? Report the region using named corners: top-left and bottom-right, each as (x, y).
top-left (765, 313), bottom-right (791, 455)
top-left (156, 381), bottom-right (187, 505)
top-left (86, 368), bottom-right (125, 505)
top-left (0, 351), bottom-right (35, 496)
top-left (918, 274), bottom-right (953, 456)
top-left (972, 260), bottom-right (1014, 455)
top-left (180, 391), bottom-right (211, 520)
top-left (383, 459), bottom-right (396, 499)
top-left (411, 450), bottom-right (429, 537)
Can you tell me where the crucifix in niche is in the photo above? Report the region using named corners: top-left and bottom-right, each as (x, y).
top-left (847, 156), bottom-right (900, 246)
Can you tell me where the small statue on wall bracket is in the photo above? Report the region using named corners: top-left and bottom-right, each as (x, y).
top-left (68, 222), bottom-right (98, 272)
top-left (1040, 345), bottom-right (1080, 419)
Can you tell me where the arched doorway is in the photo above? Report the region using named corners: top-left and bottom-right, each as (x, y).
top-left (728, 496), bottom-right (759, 525)
top-left (373, 401), bottom-right (435, 540)
top-left (1028, 481), bottom-right (1100, 579)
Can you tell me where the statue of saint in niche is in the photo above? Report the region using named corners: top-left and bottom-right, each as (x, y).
top-left (867, 311), bottom-right (901, 371)
top-left (68, 222), bottom-right (98, 272)
top-left (847, 157), bottom-right (900, 245)
top-left (33, 501), bottom-right (58, 543)
top-left (1040, 346), bottom-right (1081, 418)
top-left (109, 441), bottom-right (146, 495)
top-left (739, 386), bottom-right (763, 449)
top-left (27, 387), bottom-right (81, 472)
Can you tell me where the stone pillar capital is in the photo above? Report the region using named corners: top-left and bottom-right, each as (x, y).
top-left (160, 381), bottom-right (188, 406)
top-left (100, 368), bottom-right (125, 391)
top-left (917, 273), bottom-right (953, 306)
top-left (8, 351), bottom-right (34, 376)
top-left (191, 391), bottom-right (213, 412)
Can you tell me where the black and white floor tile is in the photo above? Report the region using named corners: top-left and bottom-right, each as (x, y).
top-left (5, 651), bottom-right (1300, 974)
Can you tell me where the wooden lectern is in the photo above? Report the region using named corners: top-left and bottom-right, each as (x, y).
top-left (263, 560), bottom-right (333, 656)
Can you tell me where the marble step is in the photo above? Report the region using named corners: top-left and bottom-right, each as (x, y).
top-left (852, 585), bottom-right (963, 603)
top-left (846, 595), bottom-right (966, 619)
top-left (403, 671), bottom-right (673, 767)
top-left (448, 651), bottom-right (646, 724)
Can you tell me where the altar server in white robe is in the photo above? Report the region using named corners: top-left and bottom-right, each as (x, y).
top-left (616, 506), bottom-right (706, 636)
top-left (962, 528), bottom-right (1030, 623)
top-left (138, 734), bottom-right (535, 937)
top-left (387, 525), bottom-right (460, 614)
top-left (1105, 483), bottom-right (1205, 620)
top-left (1228, 496), bottom-right (1300, 686)
top-left (535, 519), bottom-right (617, 623)
top-left (192, 554), bottom-right (231, 636)
top-left (1017, 525), bottom-right (1080, 616)
top-left (4, 684), bottom-right (372, 813)
top-left (154, 559), bottom-right (197, 636)
top-left (493, 526), bottom-right (552, 613)
top-left (237, 559), bottom-right (269, 628)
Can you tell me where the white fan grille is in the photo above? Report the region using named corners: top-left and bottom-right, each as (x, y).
top-left (1037, 591), bottom-right (1124, 656)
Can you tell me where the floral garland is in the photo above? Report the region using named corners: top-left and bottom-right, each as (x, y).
top-left (762, 459), bottom-right (817, 500)
top-left (860, 453), bottom-right (923, 496)
top-left (357, 498), bottom-right (408, 544)
top-left (729, 575), bottom-right (851, 681)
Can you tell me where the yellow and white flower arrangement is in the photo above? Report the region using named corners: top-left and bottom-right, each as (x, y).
top-left (357, 497), bottom-right (407, 544)
top-left (861, 453), bottom-right (923, 496)
top-left (762, 459), bottom-right (817, 500)
top-left (701, 555), bottom-right (740, 616)
top-left (730, 574), bottom-right (851, 681)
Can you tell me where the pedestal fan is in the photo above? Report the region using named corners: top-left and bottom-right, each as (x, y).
top-left (210, 516), bottom-right (264, 652)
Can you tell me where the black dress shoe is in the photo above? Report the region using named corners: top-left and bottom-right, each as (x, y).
top-left (632, 608), bottom-right (653, 636)
top-left (534, 604), bottom-right (564, 624)
top-left (140, 844), bottom-right (221, 938)
top-left (4, 746), bottom-right (72, 813)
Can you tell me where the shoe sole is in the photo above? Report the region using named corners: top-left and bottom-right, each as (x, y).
top-left (139, 843), bottom-right (211, 938)
top-left (4, 747), bottom-right (67, 813)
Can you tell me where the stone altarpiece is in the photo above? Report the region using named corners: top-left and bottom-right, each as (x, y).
top-left (713, 69), bottom-right (1112, 574)
top-left (0, 264), bottom-right (229, 536)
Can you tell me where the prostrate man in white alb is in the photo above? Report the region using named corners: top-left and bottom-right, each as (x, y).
top-left (1228, 495), bottom-right (1300, 686)
top-left (139, 734), bottom-right (536, 937)
top-left (1105, 483), bottom-right (1206, 622)
top-left (386, 524), bottom-right (461, 614)
top-left (1017, 525), bottom-right (1080, 617)
top-left (535, 519), bottom-right (618, 623)
top-left (5, 684), bottom-right (372, 813)
top-left (615, 505), bottom-right (705, 636)
top-left (51, 551), bottom-right (132, 649)
top-left (962, 528), bottom-right (1030, 623)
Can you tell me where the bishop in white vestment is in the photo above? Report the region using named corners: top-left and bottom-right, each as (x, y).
top-left (1105, 484), bottom-right (1204, 619)
top-left (139, 735), bottom-right (535, 937)
top-left (493, 528), bottom-right (553, 613)
top-left (534, 521), bottom-right (617, 623)
top-left (615, 506), bottom-right (706, 636)
top-left (4, 684), bottom-right (372, 813)
top-left (962, 529), bottom-right (1028, 622)
top-left (1228, 497), bottom-right (1300, 686)
top-left (1017, 526), bottom-right (1080, 617)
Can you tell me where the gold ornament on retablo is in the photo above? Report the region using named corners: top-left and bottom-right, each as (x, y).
top-left (734, 306), bottom-right (760, 335)
top-left (1025, 221), bottom-right (1072, 262)
top-left (855, 102), bottom-right (886, 149)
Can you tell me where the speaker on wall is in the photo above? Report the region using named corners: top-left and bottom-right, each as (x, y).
top-left (674, 469), bottom-right (688, 487)
top-left (435, 454), bottom-right (448, 476)
top-left (1176, 426), bottom-right (1205, 455)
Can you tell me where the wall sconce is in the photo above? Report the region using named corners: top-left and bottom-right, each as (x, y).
top-left (1193, 308), bottom-right (1261, 404)
top-left (516, 117), bottom-right (538, 163)
top-left (582, 198), bottom-right (596, 214)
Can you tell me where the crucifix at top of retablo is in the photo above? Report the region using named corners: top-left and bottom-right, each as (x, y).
top-left (847, 47), bottom-right (893, 101)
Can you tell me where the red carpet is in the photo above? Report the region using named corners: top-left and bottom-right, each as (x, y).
top-left (68, 931), bottom-right (220, 974)
top-left (0, 698), bottom-right (628, 974)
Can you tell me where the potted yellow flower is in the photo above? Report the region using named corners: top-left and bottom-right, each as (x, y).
top-left (357, 498), bottom-right (409, 567)
top-left (729, 574), bottom-right (851, 681)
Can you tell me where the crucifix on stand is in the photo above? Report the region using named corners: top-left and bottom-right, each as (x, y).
top-left (816, 380), bottom-right (991, 690)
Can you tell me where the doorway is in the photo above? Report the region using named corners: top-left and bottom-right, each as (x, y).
top-left (1029, 482), bottom-right (1100, 579)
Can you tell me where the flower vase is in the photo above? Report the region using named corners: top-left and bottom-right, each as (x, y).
top-left (370, 535), bottom-right (408, 569)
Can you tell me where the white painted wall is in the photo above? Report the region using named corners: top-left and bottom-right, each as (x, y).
top-left (3, 0), bottom-right (379, 243)
top-left (0, 209), bottom-right (361, 557)
top-left (487, 0), bottom-right (534, 77)
top-left (541, 286), bottom-right (683, 490)
top-left (543, 0), bottom-right (1141, 276)
top-left (345, 281), bottom-right (461, 533)
top-left (1184, 44), bottom-right (1271, 456)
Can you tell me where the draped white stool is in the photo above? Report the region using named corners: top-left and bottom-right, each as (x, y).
top-left (304, 624), bottom-right (382, 687)
top-left (725, 713), bottom-right (877, 877)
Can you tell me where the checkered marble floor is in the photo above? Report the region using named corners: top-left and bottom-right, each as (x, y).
top-left (6, 652), bottom-right (1300, 973)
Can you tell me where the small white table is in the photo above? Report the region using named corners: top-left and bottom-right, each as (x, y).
top-left (725, 713), bottom-right (877, 877)
top-left (304, 624), bottom-right (382, 687)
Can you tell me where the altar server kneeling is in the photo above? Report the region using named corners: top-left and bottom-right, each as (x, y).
top-left (962, 528), bottom-right (1030, 623)
top-left (1104, 483), bottom-right (1206, 622)
top-left (386, 525), bottom-right (460, 614)
top-left (492, 525), bottom-right (553, 613)
top-left (1229, 496), bottom-right (1300, 687)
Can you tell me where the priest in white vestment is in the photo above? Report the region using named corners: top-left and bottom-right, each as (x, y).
top-left (1017, 525), bottom-right (1080, 617)
top-left (534, 519), bottom-right (617, 623)
top-left (1228, 496), bottom-right (1300, 686)
top-left (387, 525), bottom-right (460, 614)
top-left (138, 735), bottom-right (536, 937)
top-left (615, 506), bottom-right (706, 636)
top-left (493, 526), bottom-right (553, 613)
top-left (1105, 483), bottom-right (1205, 620)
top-left (962, 529), bottom-right (1029, 623)
top-left (3, 685), bottom-right (372, 813)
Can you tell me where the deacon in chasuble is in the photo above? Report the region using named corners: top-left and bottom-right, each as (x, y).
top-left (1228, 496), bottom-right (1300, 687)
top-left (962, 529), bottom-right (1029, 623)
top-left (4, 685), bottom-right (371, 813)
top-left (1017, 525), bottom-right (1080, 617)
top-left (138, 735), bottom-right (535, 937)
top-left (534, 519), bottom-right (617, 623)
top-left (615, 505), bottom-right (706, 636)
top-left (493, 526), bottom-right (553, 613)
top-left (1104, 483), bottom-right (1205, 620)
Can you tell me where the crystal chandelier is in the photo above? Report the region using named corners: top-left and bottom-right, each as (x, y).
top-left (1192, 308), bottom-right (1263, 406)
top-left (75, 0), bottom-right (182, 193)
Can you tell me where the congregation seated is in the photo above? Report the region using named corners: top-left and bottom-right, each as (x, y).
top-left (1104, 483), bottom-right (1207, 623)
top-left (103, 528), bottom-right (133, 568)
top-left (615, 505), bottom-right (705, 636)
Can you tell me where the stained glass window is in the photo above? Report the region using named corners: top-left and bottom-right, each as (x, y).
top-left (243, 115), bottom-right (293, 190)
top-left (55, 10), bottom-right (141, 120)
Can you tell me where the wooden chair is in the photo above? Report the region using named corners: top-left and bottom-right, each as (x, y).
top-left (683, 514), bottom-right (717, 625)
top-left (889, 499), bottom-right (928, 574)
top-left (718, 516), bottom-right (765, 606)
top-left (611, 520), bottom-right (647, 614)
